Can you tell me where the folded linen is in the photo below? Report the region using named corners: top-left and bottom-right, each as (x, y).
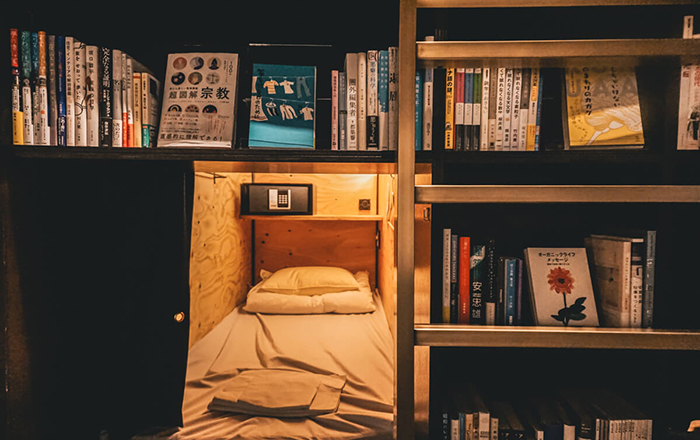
top-left (208, 368), bottom-right (347, 417)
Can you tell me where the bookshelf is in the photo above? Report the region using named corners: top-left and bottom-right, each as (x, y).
top-left (397, 1), bottom-right (700, 440)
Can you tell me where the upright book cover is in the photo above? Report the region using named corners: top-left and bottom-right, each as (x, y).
top-left (248, 63), bottom-right (315, 149)
top-left (524, 247), bottom-right (599, 326)
top-left (98, 46), bottom-right (112, 147)
top-left (366, 51), bottom-right (379, 149)
top-left (85, 45), bottom-right (99, 146)
top-left (344, 53), bottom-right (359, 150)
top-left (159, 53), bottom-right (238, 148)
top-left (563, 66), bottom-right (645, 149)
top-left (142, 72), bottom-right (161, 148)
top-left (585, 236), bottom-right (632, 327)
top-left (10, 29), bottom-right (23, 145)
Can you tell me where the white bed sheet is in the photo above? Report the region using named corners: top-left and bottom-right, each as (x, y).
top-left (172, 291), bottom-right (395, 440)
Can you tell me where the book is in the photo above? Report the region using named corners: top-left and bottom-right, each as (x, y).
top-left (124, 55), bottom-right (134, 147)
top-left (423, 66), bottom-right (434, 151)
top-left (524, 247), bottom-right (599, 327)
top-left (487, 66), bottom-right (498, 150)
top-left (415, 69), bottom-right (423, 151)
top-left (48, 35), bottom-right (58, 146)
top-left (470, 242), bottom-right (486, 324)
top-left (534, 72), bottom-right (544, 150)
top-left (495, 67), bottom-right (506, 150)
top-left (112, 49), bottom-right (123, 147)
top-left (56, 36), bottom-right (67, 146)
top-left (121, 52), bottom-right (128, 146)
top-left (504, 257), bottom-right (518, 326)
top-left (10, 29), bottom-right (23, 145)
top-left (458, 235), bottom-right (471, 324)
top-left (526, 68), bottom-right (540, 151)
top-left (85, 45), bottom-right (99, 146)
top-left (73, 39), bottom-right (87, 146)
top-left (366, 50), bottom-right (379, 149)
top-left (641, 230), bottom-right (656, 328)
top-left (133, 71), bottom-right (142, 147)
top-left (443, 228), bottom-right (452, 323)
top-left (562, 66), bottom-right (644, 149)
top-left (378, 50), bottom-right (389, 150)
top-left (159, 53), bottom-right (239, 148)
top-left (331, 69), bottom-right (339, 150)
top-left (518, 68), bottom-right (531, 151)
top-left (479, 67), bottom-right (490, 151)
top-left (585, 236), bottom-right (632, 327)
top-left (36, 31), bottom-right (49, 145)
top-left (65, 36), bottom-right (75, 146)
top-left (338, 71), bottom-right (347, 150)
top-left (677, 63), bottom-right (694, 150)
top-left (141, 72), bottom-right (161, 148)
top-left (503, 67), bottom-right (514, 150)
top-left (464, 67), bottom-right (474, 151)
top-left (484, 238), bottom-right (497, 325)
top-left (510, 68), bottom-right (522, 150)
top-left (98, 46), bottom-right (113, 147)
top-left (345, 53), bottom-right (358, 150)
top-left (454, 68), bottom-right (465, 151)
top-left (472, 67), bottom-right (482, 150)
top-left (358, 52), bottom-right (367, 150)
top-left (445, 67), bottom-right (455, 150)
top-left (451, 233), bottom-right (459, 324)
top-left (388, 46), bottom-right (398, 151)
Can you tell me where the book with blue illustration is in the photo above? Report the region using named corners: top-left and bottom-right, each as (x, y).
top-left (249, 63), bottom-right (316, 149)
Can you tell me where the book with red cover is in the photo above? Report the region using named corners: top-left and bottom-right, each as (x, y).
top-left (458, 235), bottom-right (471, 323)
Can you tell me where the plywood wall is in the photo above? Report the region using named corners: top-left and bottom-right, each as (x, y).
top-left (377, 174), bottom-right (397, 338)
top-left (189, 172), bottom-right (252, 348)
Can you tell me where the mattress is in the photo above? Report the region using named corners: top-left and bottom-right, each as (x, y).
top-left (172, 291), bottom-right (395, 440)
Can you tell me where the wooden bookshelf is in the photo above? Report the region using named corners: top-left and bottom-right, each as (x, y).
top-left (417, 0), bottom-right (696, 7)
top-left (241, 214), bottom-right (384, 221)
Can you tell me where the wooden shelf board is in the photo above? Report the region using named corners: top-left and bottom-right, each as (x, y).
top-left (241, 214), bottom-right (383, 221)
top-left (437, 149), bottom-right (667, 164)
top-left (414, 324), bottom-right (700, 350)
top-left (415, 184), bottom-right (700, 203)
top-left (417, 0), bottom-right (695, 7)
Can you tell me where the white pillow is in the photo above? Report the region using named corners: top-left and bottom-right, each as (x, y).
top-left (243, 270), bottom-right (376, 314)
top-left (257, 266), bottom-right (361, 296)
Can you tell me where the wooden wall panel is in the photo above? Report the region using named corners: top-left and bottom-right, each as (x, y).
top-left (253, 173), bottom-right (378, 216)
top-left (377, 174), bottom-right (397, 338)
top-left (254, 220), bottom-right (377, 287)
top-left (189, 172), bottom-right (252, 348)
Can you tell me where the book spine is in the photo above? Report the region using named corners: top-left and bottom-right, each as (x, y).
top-left (141, 73), bottom-right (149, 148)
top-left (98, 47), bottom-right (113, 147)
top-left (125, 55), bottom-right (134, 147)
top-left (388, 46), bottom-right (398, 151)
top-left (37, 31), bottom-right (49, 145)
top-left (415, 69), bottom-right (423, 151)
top-left (443, 228), bottom-right (452, 323)
top-left (642, 231), bottom-right (656, 328)
top-left (331, 69), bottom-right (339, 150)
top-left (133, 71), bottom-right (142, 147)
top-left (121, 52), bottom-right (128, 146)
top-left (358, 52), bottom-right (367, 150)
top-left (464, 67), bottom-right (474, 151)
top-left (73, 40), bottom-right (87, 146)
top-left (10, 29), bottom-right (24, 145)
top-left (378, 50), bottom-right (389, 150)
top-left (444, 67), bottom-right (455, 150)
top-left (472, 67), bottom-right (482, 150)
top-left (454, 68), bottom-right (465, 151)
top-left (518, 68), bottom-right (531, 151)
top-left (450, 233), bottom-right (459, 323)
top-left (48, 35), bottom-right (58, 146)
top-left (510, 68), bottom-right (522, 150)
top-left (534, 72), bottom-right (544, 150)
top-left (459, 236), bottom-right (471, 324)
top-left (423, 67), bottom-right (434, 151)
top-left (85, 45), bottom-right (99, 147)
top-left (621, 241), bottom-right (632, 327)
top-left (678, 63), bottom-right (693, 150)
top-left (526, 68), bottom-right (540, 151)
top-left (64, 36), bottom-right (75, 146)
top-left (366, 51), bottom-right (379, 150)
top-left (56, 36), bottom-right (66, 146)
top-left (515, 258), bottom-right (523, 324)
top-left (497, 257), bottom-right (506, 325)
top-left (470, 243), bottom-right (486, 324)
top-left (20, 31), bottom-right (34, 144)
top-left (630, 242), bottom-right (644, 328)
top-left (112, 49), bottom-right (123, 147)
top-left (504, 258), bottom-right (516, 325)
top-left (485, 238), bottom-right (496, 325)
top-left (30, 32), bottom-right (39, 144)
top-left (503, 67), bottom-right (514, 150)
top-left (480, 67), bottom-right (490, 151)
top-left (495, 67), bottom-right (506, 150)
top-left (338, 71), bottom-right (347, 150)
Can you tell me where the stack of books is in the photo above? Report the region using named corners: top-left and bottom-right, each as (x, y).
top-left (10, 28), bottom-right (161, 147)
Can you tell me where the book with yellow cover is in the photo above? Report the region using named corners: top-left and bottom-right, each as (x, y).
top-left (563, 66), bottom-right (644, 149)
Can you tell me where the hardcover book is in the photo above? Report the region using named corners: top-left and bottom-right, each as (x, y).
top-left (159, 52), bottom-right (238, 148)
top-left (524, 247), bottom-right (599, 326)
top-left (248, 63), bottom-right (315, 149)
top-left (563, 66), bottom-right (645, 149)
top-left (585, 236), bottom-right (632, 327)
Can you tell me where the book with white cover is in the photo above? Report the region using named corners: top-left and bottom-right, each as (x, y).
top-left (357, 52), bottom-right (367, 150)
top-left (133, 71), bottom-right (142, 147)
top-left (65, 36), bottom-right (75, 146)
top-left (495, 67), bottom-right (506, 150)
top-left (366, 51), bottom-right (379, 149)
top-left (503, 67), bottom-right (514, 150)
top-left (518, 68), bottom-right (531, 151)
top-left (142, 72), bottom-right (161, 148)
top-left (480, 66), bottom-right (490, 150)
top-left (510, 68), bottom-right (522, 150)
top-left (85, 45), bottom-right (99, 146)
top-left (331, 69), bottom-right (339, 150)
top-left (585, 236), bottom-right (632, 327)
top-left (121, 52), bottom-right (128, 146)
top-left (345, 52), bottom-right (358, 150)
top-left (73, 39), bottom-right (87, 146)
top-left (112, 49), bottom-right (123, 147)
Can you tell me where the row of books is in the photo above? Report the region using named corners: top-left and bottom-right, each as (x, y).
top-left (331, 48), bottom-right (399, 151)
top-left (442, 383), bottom-right (653, 440)
top-left (441, 231), bottom-right (526, 326)
top-left (10, 28), bottom-right (161, 148)
top-left (678, 16), bottom-right (700, 150)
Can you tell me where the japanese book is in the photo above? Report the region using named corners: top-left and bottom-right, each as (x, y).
top-left (470, 242), bottom-right (486, 324)
top-left (415, 69), bottom-right (423, 151)
top-left (518, 68), bottom-right (531, 151)
top-left (248, 63), bottom-right (315, 149)
top-left (125, 58), bottom-right (135, 147)
top-left (85, 45), bottom-right (99, 146)
top-left (458, 235), bottom-right (471, 324)
top-left (526, 68), bottom-right (541, 151)
top-left (388, 46), bottom-right (398, 151)
top-left (464, 67), bottom-right (474, 151)
top-left (503, 67), bottom-right (514, 150)
top-left (678, 64), bottom-right (700, 150)
top-left (73, 39), bottom-right (87, 146)
top-left (36, 31), bottom-right (49, 145)
top-left (357, 51), bottom-right (367, 150)
top-left (484, 238), bottom-right (497, 325)
top-left (65, 36), bottom-right (75, 146)
top-left (344, 53), bottom-right (358, 150)
top-left (454, 68), bottom-right (465, 151)
top-left (563, 66), bottom-right (645, 149)
top-left (494, 67), bottom-right (506, 150)
top-left (450, 233), bottom-right (459, 323)
top-left (510, 68), bottom-right (522, 150)
top-left (472, 67), bottom-right (482, 150)
top-left (56, 36), bottom-right (67, 146)
top-left (366, 50), bottom-right (379, 149)
top-left (98, 46), bottom-right (113, 147)
top-left (442, 228), bottom-right (452, 323)
top-left (423, 66), bottom-right (434, 151)
top-left (48, 35), bottom-right (58, 146)
top-left (584, 236), bottom-right (631, 327)
top-left (480, 66), bottom-right (490, 151)
top-left (10, 29), bottom-right (23, 145)
top-left (523, 247), bottom-right (599, 327)
top-left (30, 33), bottom-right (39, 144)
top-left (378, 50), bottom-right (389, 150)
top-left (112, 49), bottom-right (123, 147)
top-left (141, 71), bottom-right (161, 148)
top-left (487, 65), bottom-right (498, 150)
top-left (159, 53), bottom-right (238, 148)
top-left (121, 53), bottom-right (129, 146)
top-left (132, 71), bottom-right (142, 147)
top-left (331, 69), bottom-right (339, 150)
top-left (338, 71), bottom-right (347, 150)
top-left (444, 67), bottom-right (455, 150)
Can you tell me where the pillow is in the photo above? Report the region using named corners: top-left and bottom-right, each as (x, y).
top-left (258, 266), bottom-right (361, 296)
top-left (243, 270), bottom-right (376, 314)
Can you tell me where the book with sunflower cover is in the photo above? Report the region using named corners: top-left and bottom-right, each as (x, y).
top-left (524, 247), bottom-right (599, 327)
